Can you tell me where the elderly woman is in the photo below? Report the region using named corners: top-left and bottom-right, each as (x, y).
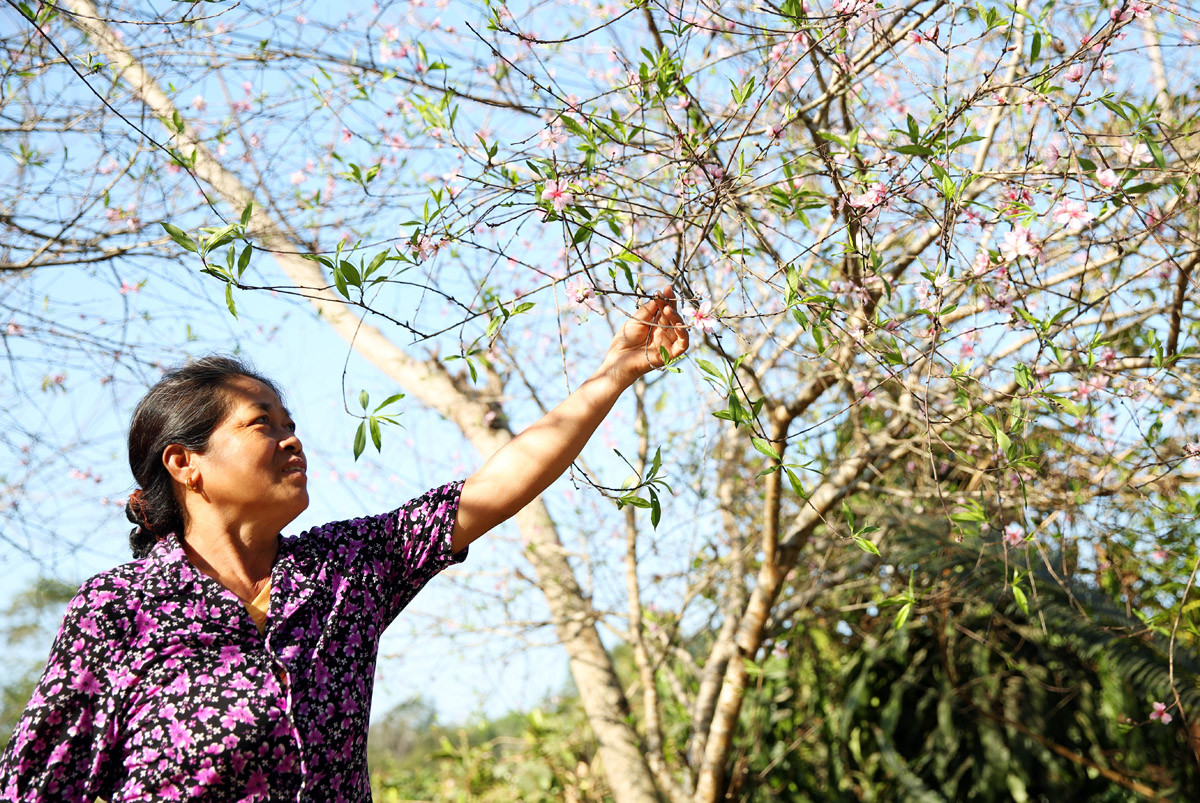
top-left (0, 291), bottom-right (688, 802)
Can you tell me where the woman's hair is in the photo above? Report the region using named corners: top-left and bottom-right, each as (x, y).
top-left (125, 355), bottom-right (282, 558)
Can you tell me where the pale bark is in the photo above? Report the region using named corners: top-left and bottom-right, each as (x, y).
top-left (59, 2), bottom-right (661, 799)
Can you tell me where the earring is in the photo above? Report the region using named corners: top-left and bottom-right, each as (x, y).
top-left (186, 476), bottom-right (199, 492)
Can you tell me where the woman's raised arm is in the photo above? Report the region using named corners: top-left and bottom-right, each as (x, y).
top-left (451, 288), bottom-right (689, 552)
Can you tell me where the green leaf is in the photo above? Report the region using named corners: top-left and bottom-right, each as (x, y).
top-left (561, 116), bottom-right (588, 138)
top-left (752, 437), bottom-right (781, 461)
top-left (375, 393), bottom-right (405, 411)
top-left (237, 244), bottom-right (252, 276)
top-left (224, 284), bottom-right (237, 318)
top-left (353, 421), bottom-right (366, 460)
top-left (853, 537), bottom-right (881, 556)
top-left (1015, 363), bottom-right (1033, 389)
top-left (366, 249), bottom-right (389, 277)
top-left (1030, 31), bottom-right (1041, 62)
top-left (947, 134), bottom-right (984, 150)
top-left (1012, 583), bottom-right (1029, 615)
top-left (649, 487), bottom-right (661, 529)
top-left (894, 603), bottom-right (911, 630)
top-left (359, 389), bottom-right (369, 410)
top-left (895, 144), bottom-right (935, 156)
top-left (369, 416), bottom-right (382, 451)
top-left (1147, 138), bottom-right (1166, 169)
top-left (161, 222), bottom-right (197, 253)
top-left (784, 467), bottom-right (805, 497)
top-left (240, 201), bottom-right (253, 227)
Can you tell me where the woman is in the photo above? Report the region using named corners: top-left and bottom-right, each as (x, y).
top-left (0, 290), bottom-right (688, 802)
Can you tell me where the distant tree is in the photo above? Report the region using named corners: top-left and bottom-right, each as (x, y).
top-left (0, 578), bottom-right (76, 751)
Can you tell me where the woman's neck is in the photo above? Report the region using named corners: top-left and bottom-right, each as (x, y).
top-left (180, 515), bottom-right (279, 604)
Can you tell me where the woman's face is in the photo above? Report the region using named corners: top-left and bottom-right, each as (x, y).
top-left (186, 375), bottom-right (309, 532)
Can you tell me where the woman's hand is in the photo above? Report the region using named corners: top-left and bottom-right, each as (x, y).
top-left (601, 286), bottom-right (690, 387)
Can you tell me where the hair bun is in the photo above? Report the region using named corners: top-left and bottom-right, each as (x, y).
top-left (125, 488), bottom-right (153, 529)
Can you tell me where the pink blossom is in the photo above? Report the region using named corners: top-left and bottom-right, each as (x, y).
top-left (119, 280), bottom-right (140, 295)
top-left (971, 251), bottom-right (993, 276)
top-left (1152, 548), bottom-right (1167, 561)
top-left (908, 26), bottom-right (938, 45)
top-left (1100, 56), bottom-right (1118, 85)
top-left (684, 299), bottom-right (718, 334)
top-left (541, 179), bottom-right (573, 212)
top-left (1112, 2), bottom-right (1151, 22)
top-left (1050, 198), bottom-right (1094, 228)
top-left (538, 125), bottom-right (567, 150)
top-left (1119, 140), bottom-right (1149, 164)
top-left (6, 321), bottom-right (24, 336)
top-left (832, 0), bottom-right (872, 17)
top-left (999, 225), bottom-right (1040, 263)
top-left (1076, 374), bottom-right (1110, 400)
top-left (191, 95), bottom-right (207, 112)
top-left (1149, 702), bottom-right (1173, 724)
top-left (958, 330), bottom-right (977, 358)
top-left (1041, 142), bottom-right (1060, 170)
top-left (849, 183), bottom-right (887, 209)
top-left (1096, 168), bottom-right (1120, 189)
top-left (289, 171), bottom-right (307, 185)
top-left (1003, 522), bottom-right (1026, 548)
top-left (1063, 63), bottom-right (1086, 83)
top-left (566, 279), bottom-right (598, 313)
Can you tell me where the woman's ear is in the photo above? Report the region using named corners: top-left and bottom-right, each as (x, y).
top-left (162, 444), bottom-right (194, 488)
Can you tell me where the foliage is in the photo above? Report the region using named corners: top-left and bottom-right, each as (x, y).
top-left (369, 691), bottom-right (610, 802)
top-left (736, 529), bottom-right (1200, 801)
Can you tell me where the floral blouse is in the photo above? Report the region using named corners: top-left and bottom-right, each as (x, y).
top-left (0, 481), bottom-right (465, 802)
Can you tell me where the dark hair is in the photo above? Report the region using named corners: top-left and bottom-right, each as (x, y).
top-left (125, 355), bottom-right (283, 558)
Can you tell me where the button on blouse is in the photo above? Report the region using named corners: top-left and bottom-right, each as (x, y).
top-left (0, 480), bottom-right (465, 802)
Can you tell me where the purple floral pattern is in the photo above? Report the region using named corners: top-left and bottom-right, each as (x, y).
top-left (0, 481), bottom-right (464, 802)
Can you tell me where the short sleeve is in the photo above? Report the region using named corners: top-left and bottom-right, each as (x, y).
top-left (0, 582), bottom-right (120, 802)
top-left (331, 480), bottom-right (467, 627)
